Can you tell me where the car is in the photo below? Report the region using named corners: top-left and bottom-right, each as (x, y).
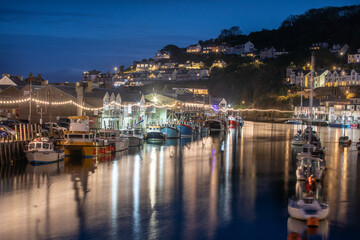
top-left (0, 130), bottom-right (10, 138)
top-left (0, 120), bottom-right (21, 130)
top-left (57, 122), bottom-right (69, 130)
top-left (0, 125), bottom-right (16, 136)
top-left (42, 122), bottom-right (67, 134)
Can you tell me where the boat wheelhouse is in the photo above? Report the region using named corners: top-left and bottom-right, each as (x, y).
top-left (145, 125), bottom-right (166, 142)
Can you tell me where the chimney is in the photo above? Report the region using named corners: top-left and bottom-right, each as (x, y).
top-left (76, 82), bottom-right (84, 116)
top-left (85, 80), bottom-right (93, 92)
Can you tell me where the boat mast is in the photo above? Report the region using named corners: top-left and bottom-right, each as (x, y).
top-left (309, 52), bottom-right (315, 123)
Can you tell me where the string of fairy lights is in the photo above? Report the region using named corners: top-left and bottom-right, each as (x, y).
top-left (0, 97), bottom-right (293, 113)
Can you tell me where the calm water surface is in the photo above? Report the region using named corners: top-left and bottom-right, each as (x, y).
top-left (1, 121), bottom-right (360, 239)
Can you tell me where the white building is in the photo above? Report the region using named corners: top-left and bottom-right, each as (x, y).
top-left (348, 49), bottom-right (360, 64)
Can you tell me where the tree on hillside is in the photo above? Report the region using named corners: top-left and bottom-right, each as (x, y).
top-left (218, 26), bottom-right (242, 40)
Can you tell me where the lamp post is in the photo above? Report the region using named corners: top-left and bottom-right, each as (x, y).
top-left (37, 105), bottom-right (43, 125)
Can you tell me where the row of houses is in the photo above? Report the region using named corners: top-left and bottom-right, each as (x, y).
top-left (186, 41), bottom-right (256, 55)
top-left (294, 98), bottom-right (360, 123)
top-left (113, 69), bottom-right (210, 86)
top-left (288, 69), bottom-right (360, 88)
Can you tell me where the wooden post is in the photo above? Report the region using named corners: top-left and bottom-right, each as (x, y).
top-left (19, 124), bottom-right (23, 142)
top-left (8, 136), bottom-right (12, 160)
top-left (50, 124), bottom-right (53, 137)
top-left (27, 124), bottom-right (30, 141)
top-left (30, 124), bottom-right (34, 140)
top-left (15, 125), bottom-right (18, 141)
top-left (0, 144), bottom-right (3, 165)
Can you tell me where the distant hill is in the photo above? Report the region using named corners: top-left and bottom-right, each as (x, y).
top-left (154, 5), bottom-right (360, 109)
top-left (209, 5), bottom-right (360, 51)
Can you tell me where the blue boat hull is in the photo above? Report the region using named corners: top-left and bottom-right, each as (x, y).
top-left (329, 123), bottom-right (350, 128)
top-left (162, 127), bottom-right (180, 139)
top-left (180, 124), bottom-right (193, 137)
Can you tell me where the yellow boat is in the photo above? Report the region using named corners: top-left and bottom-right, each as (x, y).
top-left (57, 116), bottom-right (112, 158)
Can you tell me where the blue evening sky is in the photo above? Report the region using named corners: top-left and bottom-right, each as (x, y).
top-left (0, 0), bottom-right (358, 82)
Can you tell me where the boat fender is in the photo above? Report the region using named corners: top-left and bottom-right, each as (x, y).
top-left (287, 232), bottom-right (300, 240)
top-left (307, 217), bottom-right (319, 227)
top-left (93, 149), bottom-right (97, 155)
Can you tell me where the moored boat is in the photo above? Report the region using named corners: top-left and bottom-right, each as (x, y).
top-left (180, 121), bottom-right (193, 137)
top-left (296, 156), bottom-right (323, 181)
top-left (98, 129), bottom-right (129, 151)
top-left (57, 116), bottom-right (111, 157)
top-left (162, 124), bottom-right (180, 138)
top-left (205, 119), bottom-right (224, 132)
top-left (288, 195), bottom-right (329, 221)
top-left (356, 140), bottom-right (360, 150)
top-left (291, 131), bottom-right (306, 146)
top-left (228, 116), bottom-right (238, 128)
top-left (339, 136), bottom-right (351, 146)
top-left (122, 129), bottom-right (144, 147)
top-left (25, 138), bottom-right (65, 164)
top-left (145, 125), bottom-right (166, 142)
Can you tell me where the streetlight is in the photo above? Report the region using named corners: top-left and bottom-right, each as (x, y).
top-left (114, 67), bottom-right (118, 72)
top-left (37, 105), bottom-right (43, 125)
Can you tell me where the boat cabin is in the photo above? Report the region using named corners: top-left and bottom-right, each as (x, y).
top-left (298, 157), bottom-right (321, 174)
top-left (98, 130), bottom-right (121, 139)
top-left (64, 133), bottom-right (95, 142)
top-left (28, 141), bottom-right (54, 151)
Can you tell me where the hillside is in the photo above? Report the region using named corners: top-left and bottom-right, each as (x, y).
top-left (152, 5), bottom-right (360, 109)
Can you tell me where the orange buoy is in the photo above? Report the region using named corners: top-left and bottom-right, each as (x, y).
top-left (287, 232), bottom-right (301, 240)
top-left (307, 217), bottom-right (319, 227)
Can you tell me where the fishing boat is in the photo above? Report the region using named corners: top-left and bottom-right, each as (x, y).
top-left (180, 121), bottom-right (193, 137)
top-left (339, 136), bottom-right (351, 146)
top-left (228, 116), bottom-right (238, 128)
top-left (238, 117), bottom-right (244, 127)
top-left (285, 119), bottom-right (303, 124)
top-left (288, 195), bottom-right (329, 221)
top-left (205, 119), bottom-right (224, 132)
top-left (296, 156), bottom-right (324, 181)
top-left (162, 113), bottom-right (181, 138)
top-left (356, 140), bottom-right (360, 150)
top-left (98, 129), bottom-right (129, 151)
top-left (25, 138), bottom-right (65, 164)
top-left (145, 125), bottom-right (166, 142)
top-left (121, 129), bottom-right (144, 147)
top-left (339, 127), bottom-right (351, 146)
top-left (201, 123), bottom-right (210, 134)
top-left (57, 116), bottom-right (111, 157)
top-left (297, 143), bottom-right (326, 169)
top-left (162, 123), bottom-right (180, 138)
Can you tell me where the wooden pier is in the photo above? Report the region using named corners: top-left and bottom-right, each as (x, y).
top-left (0, 124), bottom-right (42, 165)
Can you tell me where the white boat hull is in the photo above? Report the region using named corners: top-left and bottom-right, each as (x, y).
top-left (129, 136), bottom-right (143, 147)
top-left (288, 205), bottom-right (329, 220)
top-left (25, 151), bottom-right (65, 164)
top-left (113, 139), bottom-right (129, 151)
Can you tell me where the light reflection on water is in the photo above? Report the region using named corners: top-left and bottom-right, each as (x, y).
top-left (0, 122), bottom-right (360, 239)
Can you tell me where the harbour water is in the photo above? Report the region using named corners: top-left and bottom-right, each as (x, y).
top-left (1, 121), bottom-right (360, 239)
